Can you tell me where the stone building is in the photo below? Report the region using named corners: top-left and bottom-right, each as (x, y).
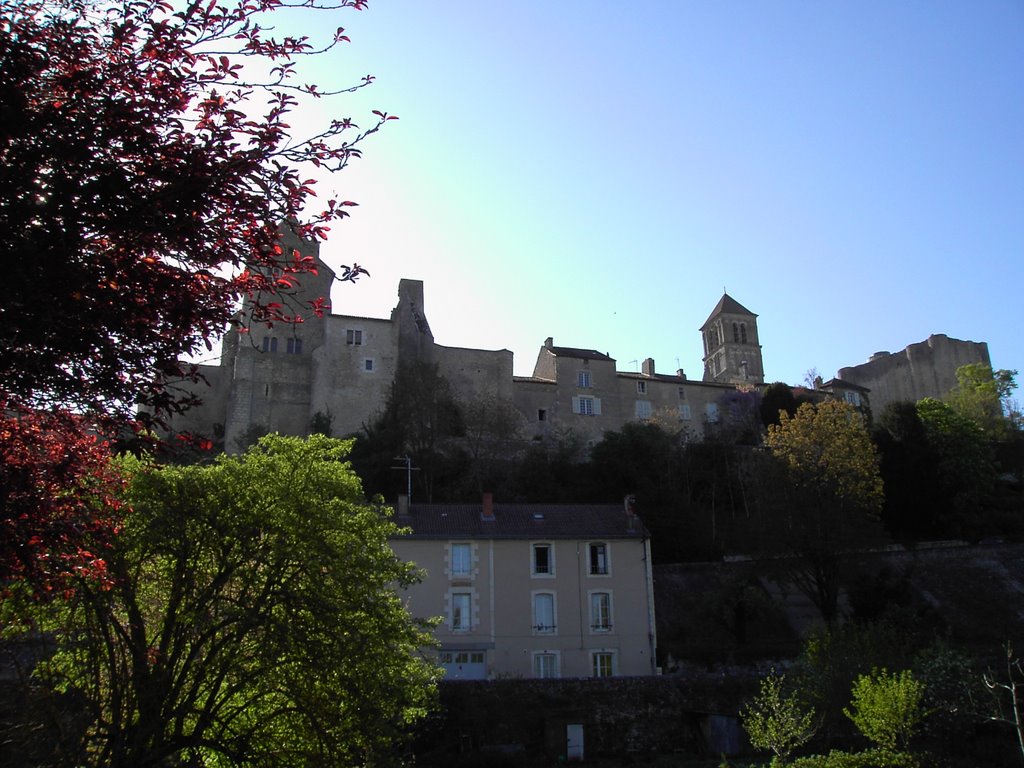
top-left (170, 247), bottom-right (757, 450)
top-left (169, 242), bottom-right (991, 451)
top-left (389, 494), bottom-right (658, 680)
top-left (836, 334), bottom-right (991, 417)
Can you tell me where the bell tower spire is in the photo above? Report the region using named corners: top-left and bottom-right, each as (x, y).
top-left (700, 293), bottom-right (764, 385)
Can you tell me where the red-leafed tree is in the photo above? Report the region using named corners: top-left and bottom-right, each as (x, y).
top-left (0, 0), bottom-right (389, 590)
top-left (0, 401), bottom-right (124, 593)
top-left (0, 0), bottom-right (390, 426)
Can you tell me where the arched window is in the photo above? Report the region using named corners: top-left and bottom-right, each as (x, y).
top-left (733, 322), bottom-right (740, 342)
top-left (740, 323), bottom-right (748, 343)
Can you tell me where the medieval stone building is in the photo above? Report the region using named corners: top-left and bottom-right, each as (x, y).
top-left (168, 240), bottom-right (991, 451)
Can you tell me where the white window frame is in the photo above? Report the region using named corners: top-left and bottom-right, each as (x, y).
top-left (450, 542), bottom-right (472, 579)
top-left (572, 396), bottom-right (601, 416)
top-left (679, 404), bottom-right (692, 421)
top-left (363, 358), bottom-right (375, 372)
top-left (346, 328), bottom-right (363, 346)
top-left (706, 402), bottom-right (720, 423)
top-left (636, 380), bottom-right (647, 394)
top-left (451, 591), bottom-right (472, 632)
top-left (845, 391), bottom-right (861, 406)
top-left (532, 591), bottom-right (557, 635)
top-left (532, 651), bottom-right (560, 679)
top-left (635, 400), bottom-right (652, 421)
top-left (588, 542), bottom-right (610, 576)
top-left (577, 370), bottom-right (592, 388)
top-left (589, 590), bottom-right (612, 633)
top-left (591, 651), bottom-right (616, 678)
top-left (531, 542), bottom-right (554, 577)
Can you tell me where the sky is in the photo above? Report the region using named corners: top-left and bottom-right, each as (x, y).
top-left (258, 1), bottom-right (1023, 388)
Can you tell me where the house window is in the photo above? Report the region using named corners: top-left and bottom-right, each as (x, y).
top-left (679, 404), bottom-right (692, 421)
top-left (538, 409), bottom-right (547, 422)
top-left (364, 359), bottom-right (374, 372)
top-left (589, 543), bottom-right (609, 575)
top-left (741, 323), bottom-right (748, 343)
top-left (346, 329), bottom-right (362, 346)
top-left (286, 337), bottom-right (303, 354)
top-left (706, 403), bottom-right (720, 423)
top-left (450, 543), bottom-right (472, 578)
top-left (844, 391), bottom-right (861, 406)
top-left (636, 380), bottom-right (647, 394)
top-left (578, 370), bottom-right (592, 388)
top-left (590, 592), bottom-right (612, 632)
top-left (532, 543), bottom-right (553, 576)
top-left (451, 592), bottom-right (472, 632)
top-left (635, 400), bottom-right (652, 421)
top-left (678, 387), bottom-right (686, 399)
top-left (533, 652), bottom-right (559, 679)
top-left (592, 652), bottom-right (615, 678)
top-left (533, 592), bottom-right (556, 634)
top-left (573, 396), bottom-right (599, 416)
top-left (261, 336), bottom-right (278, 353)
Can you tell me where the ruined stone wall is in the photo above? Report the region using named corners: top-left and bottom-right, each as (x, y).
top-left (837, 334), bottom-right (991, 414)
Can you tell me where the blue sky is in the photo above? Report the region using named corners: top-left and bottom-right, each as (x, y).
top-left (272, 2), bottom-right (1023, 391)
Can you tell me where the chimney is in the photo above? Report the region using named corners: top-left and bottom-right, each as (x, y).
top-left (677, 368), bottom-right (687, 380)
top-left (624, 494), bottom-right (637, 532)
top-left (544, 337), bottom-right (554, 350)
top-left (397, 494), bottom-right (409, 517)
top-left (481, 492), bottom-right (495, 521)
top-left (641, 358), bottom-right (655, 377)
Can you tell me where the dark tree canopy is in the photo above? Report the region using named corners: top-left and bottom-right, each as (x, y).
top-left (0, 0), bottom-right (389, 425)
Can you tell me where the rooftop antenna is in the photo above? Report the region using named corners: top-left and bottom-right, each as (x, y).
top-left (391, 455), bottom-right (420, 502)
top-left (629, 359), bottom-right (639, 372)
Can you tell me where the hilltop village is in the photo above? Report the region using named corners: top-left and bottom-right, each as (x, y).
top-left (154, 238), bottom-right (1024, 765)
top-left (170, 237), bottom-right (991, 455)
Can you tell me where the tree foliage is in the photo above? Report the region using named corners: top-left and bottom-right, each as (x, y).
top-left (915, 397), bottom-right (995, 533)
top-left (844, 668), bottom-right (926, 751)
top-left (767, 401), bottom-right (883, 516)
top-left (0, 401), bottom-right (124, 594)
top-left (742, 671), bottom-right (818, 764)
top-left (20, 435), bottom-right (438, 767)
top-left (946, 364), bottom-right (1018, 439)
top-left (765, 400), bottom-right (884, 624)
top-left (1, 0), bottom-right (388, 425)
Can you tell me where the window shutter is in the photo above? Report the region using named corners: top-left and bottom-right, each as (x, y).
top-left (593, 398), bottom-right (602, 415)
top-left (571, 396), bottom-right (580, 414)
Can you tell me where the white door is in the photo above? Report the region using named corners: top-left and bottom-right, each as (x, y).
top-left (440, 650), bottom-right (486, 680)
top-left (566, 723), bottom-right (584, 761)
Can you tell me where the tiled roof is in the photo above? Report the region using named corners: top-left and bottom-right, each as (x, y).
top-left (701, 293), bottom-right (757, 328)
top-left (549, 346), bottom-right (615, 362)
top-left (394, 503), bottom-right (646, 540)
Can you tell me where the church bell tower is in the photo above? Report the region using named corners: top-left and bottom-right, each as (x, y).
top-left (700, 293), bottom-right (764, 385)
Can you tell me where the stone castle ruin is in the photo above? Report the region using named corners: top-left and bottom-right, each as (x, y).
top-left (169, 238), bottom-right (991, 450)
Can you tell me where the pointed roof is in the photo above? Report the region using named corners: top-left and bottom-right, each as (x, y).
top-left (700, 293), bottom-right (757, 329)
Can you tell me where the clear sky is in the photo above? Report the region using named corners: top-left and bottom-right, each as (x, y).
top-left (267, 2), bottom-right (1023, 389)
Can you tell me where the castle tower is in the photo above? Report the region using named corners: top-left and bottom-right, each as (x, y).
top-left (700, 293), bottom-right (764, 385)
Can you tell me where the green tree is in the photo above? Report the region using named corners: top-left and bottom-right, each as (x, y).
top-left (916, 397), bottom-right (996, 535)
top-left (353, 362), bottom-right (465, 502)
top-left (844, 668), bottom-right (926, 751)
top-left (946, 364), bottom-right (1018, 439)
top-left (742, 671), bottom-right (818, 765)
top-left (22, 435), bottom-right (438, 768)
top-left (765, 400), bottom-right (885, 625)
